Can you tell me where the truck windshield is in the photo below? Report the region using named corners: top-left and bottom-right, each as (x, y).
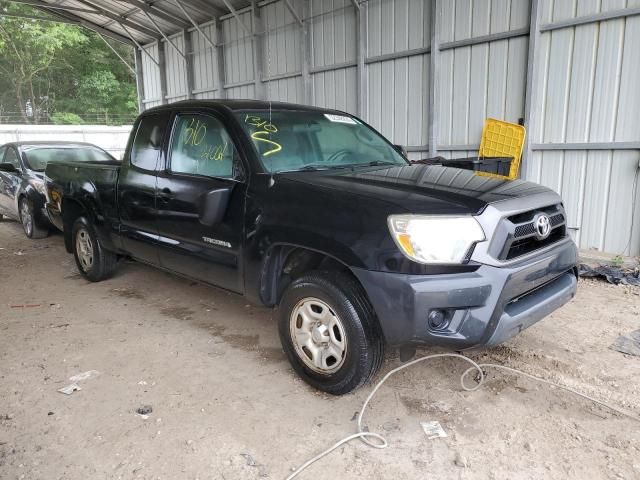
top-left (234, 110), bottom-right (408, 173)
top-left (23, 147), bottom-right (115, 172)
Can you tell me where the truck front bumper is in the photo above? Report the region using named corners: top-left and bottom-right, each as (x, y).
top-left (352, 238), bottom-right (578, 349)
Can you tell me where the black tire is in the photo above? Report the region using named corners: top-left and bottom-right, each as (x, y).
top-left (19, 197), bottom-right (48, 239)
top-left (71, 216), bottom-right (118, 282)
top-left (278, 270), bottom-right (384, 395)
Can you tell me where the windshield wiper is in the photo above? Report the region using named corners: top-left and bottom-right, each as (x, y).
top-left (354, 160), bottom-right (399, 168)
top-left (298, 164), bottom-right (330, 171)
top-left (280, 164), bottom-right (352, 172)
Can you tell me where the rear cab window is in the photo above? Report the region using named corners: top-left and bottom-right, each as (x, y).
top-left (130, 114), bottom-right (168, 171)
top-left (168, 114), bottom-right (238, 179)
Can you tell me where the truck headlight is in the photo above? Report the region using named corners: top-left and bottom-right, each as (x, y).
top-left (387, 215), bottom-right (485, 264)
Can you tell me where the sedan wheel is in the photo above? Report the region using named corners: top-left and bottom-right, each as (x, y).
top-left (75, 227), bottom-right (94, 272)
top-left (20, 199), bottom-right (33, 237)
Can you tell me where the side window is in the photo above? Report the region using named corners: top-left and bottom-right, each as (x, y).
top-left (169, 114), bottom-right (236, 179)
top-left (131, 115), bottom-right (167, 171)
top-left (4, 147), bottom-right (20, 168)
top-left (0, 146), bottom-right (6, 163)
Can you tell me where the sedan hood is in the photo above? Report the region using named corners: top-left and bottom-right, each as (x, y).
top-left (278, 164), bottom-right (556, 215)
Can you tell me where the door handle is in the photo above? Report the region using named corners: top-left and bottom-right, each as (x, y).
top-left (158, 187), bottom-right (173, 199)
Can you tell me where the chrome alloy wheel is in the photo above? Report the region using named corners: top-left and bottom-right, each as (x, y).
top-left (75, 228), bottom-right (94, 272)
top-left (20, 200), bottom-right (32, 236)
top-left (290, 297), bottom-right (347, 374)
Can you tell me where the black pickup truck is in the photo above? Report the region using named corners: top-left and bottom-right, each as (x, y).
top-left (46, 100), bottom-right (578, 394)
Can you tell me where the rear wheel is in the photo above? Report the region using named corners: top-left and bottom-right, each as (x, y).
top-left (278, 270), bottom-right (384, 395)
top-left (19, 197), bottom-right (48, 239)
top-left (72, 216), bottom-right (118, 282)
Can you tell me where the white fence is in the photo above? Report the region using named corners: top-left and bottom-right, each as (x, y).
top-left (0, 125), bottom-right (133, 160)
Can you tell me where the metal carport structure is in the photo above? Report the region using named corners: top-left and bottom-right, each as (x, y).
top-left (7, 0), bottom-right (640, 257)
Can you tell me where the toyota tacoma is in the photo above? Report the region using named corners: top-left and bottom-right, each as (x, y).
top-left (45, 100), bottom-right (578, 394)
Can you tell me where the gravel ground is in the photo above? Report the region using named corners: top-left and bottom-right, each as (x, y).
top-left (1, 219), bottom-right (639, 480)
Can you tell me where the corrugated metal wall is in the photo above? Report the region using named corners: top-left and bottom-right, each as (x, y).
top-left (136, 0), bottom-right (640, 256)
top-left (191, 22), bottom-right (220, 100)
top-left (527, 0), bottom-right (640, 255)
top-left (367, 0), bottom-right (430, 149)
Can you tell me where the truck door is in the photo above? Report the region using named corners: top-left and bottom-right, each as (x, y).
top-left (154, 112), bottom-right (246, 293)
top-left (117, 112), bottom-right (170, 265)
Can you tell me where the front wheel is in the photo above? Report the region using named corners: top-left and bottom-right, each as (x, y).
top-left (72, 216), bottom-right (118, 282)
top-left (278, 271), bottom-right (384, 395)
top-left (19, 197), bottom-right (48, 239)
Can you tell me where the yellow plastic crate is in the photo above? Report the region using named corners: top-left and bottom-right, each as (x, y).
top-left (477, 118), bottom-right (526, 180)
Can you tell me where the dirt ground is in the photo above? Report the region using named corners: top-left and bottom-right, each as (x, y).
top-left (1, 220), bottom-right (639, 480)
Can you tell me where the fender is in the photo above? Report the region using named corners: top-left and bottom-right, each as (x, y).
top-left (60, 179), bottom-right (119, 254)
top-left (244, 226), bottom-right (367, 306)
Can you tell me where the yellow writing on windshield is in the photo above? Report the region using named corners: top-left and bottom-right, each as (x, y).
top-left (244, 114), bottom-right (282, 157)
top-left (251, 131), bottom-right (282, 156)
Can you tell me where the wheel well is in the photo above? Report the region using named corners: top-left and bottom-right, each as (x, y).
top-left (260, 245), bottom-right (361, 307)
top-left (61, 198), bottom-right (86, 253)
top-left (17, 193), bottom-right (26, 213)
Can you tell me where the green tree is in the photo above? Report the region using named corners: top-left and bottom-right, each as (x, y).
top-left (0, 2), bottom-right (137, 125)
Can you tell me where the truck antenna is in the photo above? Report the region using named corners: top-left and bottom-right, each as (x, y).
top-left (264, 7), bottom-right (275, 188)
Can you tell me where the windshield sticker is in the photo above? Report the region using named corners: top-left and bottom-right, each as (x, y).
top-left (244, 114), bottom-right (282, 157)
top-left (324, 113), bottom-right (357, 124)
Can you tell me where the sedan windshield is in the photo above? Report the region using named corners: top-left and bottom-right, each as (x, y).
top-left (234, 110), bottom-right (408, 173)
top-left (23, 147), bottom-right (114, 171)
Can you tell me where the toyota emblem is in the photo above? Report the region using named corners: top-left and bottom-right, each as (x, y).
top-left (534, 213), bottom-right (551, 239)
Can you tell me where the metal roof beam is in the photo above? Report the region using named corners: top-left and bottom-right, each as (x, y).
top-left (283, 0), bottom-right (302, 26)
top-left (24, 0), bottom-right (135, 44)
top-left (100, 6), bottom-right (139, 30)
top-left (221, 0), bottom-right (251, 35)
top-left (183, 0), bottom-right (226, 18)
top-left (7, 0), bottom-right (100, 15)
top-left (140, 9), bottom-right (185, 58)
top-left (0, 11), bottom-right (79, 24)
top-left (171, 0), bottom-right (216, 49)
top-left (119, 0), bottom-right (190, 29)
top-left (97, 33), bottom-right (136, 75)
top-left (73, 0), bottom-right (161, 39)
top-left (118, 21), bottom-right (159, 64)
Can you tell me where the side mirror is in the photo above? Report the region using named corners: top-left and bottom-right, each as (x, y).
top-left (0, 162), bottom-right (18, 173)
top-left (393, 144), bottom-right (408, 158)
top-left (199, 187), bottom-right (232, 226)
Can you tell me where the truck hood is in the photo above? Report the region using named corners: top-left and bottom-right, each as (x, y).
top-left (278, 164), bottom-right (556, 215)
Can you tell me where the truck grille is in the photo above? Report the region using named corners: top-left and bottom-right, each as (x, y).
top-left (499, 204), bottom-right (567, 260)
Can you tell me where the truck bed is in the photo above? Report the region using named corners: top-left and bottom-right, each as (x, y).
top-left (45, 161), bottom-right (121, 233)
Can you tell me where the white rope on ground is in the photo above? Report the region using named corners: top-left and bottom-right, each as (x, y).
top-left (286, 353), bottom-right (640, 479)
